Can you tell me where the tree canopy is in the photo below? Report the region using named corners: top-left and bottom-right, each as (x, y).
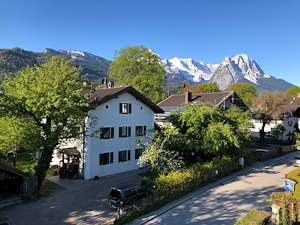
top-left (0, 56), bottom-right (87, 189)
top-left (141, 104), bottom-right (252, 172)
top-left (0, 116), bottom-right (41, 159)
top-left (229, 83), bottom-right (257, 106)
top-left (108, 46), bottom-right (166, 103)
top-left (287, 86), bottom-right (300, 97)
top-left (182, 83), bottom-right (220, 94)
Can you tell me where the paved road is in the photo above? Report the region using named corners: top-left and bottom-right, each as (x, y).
top-left (131, 152), bottom-right (299, 225)
top-left (1, 169), bottom-right (144, 225)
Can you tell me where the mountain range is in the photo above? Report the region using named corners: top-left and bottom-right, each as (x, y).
top-left (0, 48), bottom-right (294, 92)
top-left (162, 54), bottom-right (294, 92)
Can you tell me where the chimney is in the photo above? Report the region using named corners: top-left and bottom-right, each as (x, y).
top-left (297, 93), bottom-right (300, 99)
top-left (185, 91), bottom-right (192, 104)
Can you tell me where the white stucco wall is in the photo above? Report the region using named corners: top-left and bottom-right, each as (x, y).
top-left (251, 117), bottom-right (300, 140)
top-left (84, 92), bottom-right (155, 180)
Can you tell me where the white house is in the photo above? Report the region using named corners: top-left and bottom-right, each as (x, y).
top-left (52, 86), bottom-right (164, 180)
top-left (251, 97), bottom-right (300, 141)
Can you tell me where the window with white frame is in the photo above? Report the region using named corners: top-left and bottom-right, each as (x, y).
top-left (135, 126), bottom-right (146, 136)
top-left (99, 152), bottom-right (114, 165)
top-left (119, 126), bottom-right (131, 137)
top-left (135, 148), bottom-right (144, 160)
top-left (118, 150), bottom-right (131, 162)
top-left (100, 127), bottom-right (114, 139)
top-left (119, 103), bottom-right (132, 114)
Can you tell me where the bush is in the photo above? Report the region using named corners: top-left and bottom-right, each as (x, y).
top-left (235, 210), bottom-right (270, 225)
top-left (287, 168), bottom-right (300, 199)
top-left (114, 156), bottom-right (240, 225)
top-left (154, 156), bottom-right (238, 197)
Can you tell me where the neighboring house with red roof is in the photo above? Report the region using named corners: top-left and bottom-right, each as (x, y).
top-left (156, 91), bottom-right (248, 121)
top-left (52, 85), bottom-right (163, 180)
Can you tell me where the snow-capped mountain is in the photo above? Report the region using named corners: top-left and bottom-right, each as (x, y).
top-left (164, 54), bottom-right (294, 92)
top-left (161, 57), bottom-right (218, 83)
top-left (43, 48), bottom-right (111, 81)
top-left (0, 48), bottom-right (294, 92)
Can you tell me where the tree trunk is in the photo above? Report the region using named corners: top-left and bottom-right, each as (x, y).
top-left (35, 129), bottom-right (58, 191)
top-left (260, 120), bottom-right (266, 143)
top-left (35, 144), bottom-right (55, 190)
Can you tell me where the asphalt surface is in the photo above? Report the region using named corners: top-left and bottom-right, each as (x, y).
top-left (131, 152), bottom-right (299, 225)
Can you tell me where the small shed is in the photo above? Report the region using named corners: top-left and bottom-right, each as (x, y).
top-left (0, 161), bottom-right (26, 199)
top-left (0, 161), bottom-right (37, 200)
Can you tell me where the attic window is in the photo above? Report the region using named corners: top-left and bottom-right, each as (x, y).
top-left (119, 103), bottom-right (132, 114)
top-left (105, 105), bottom-right (109, 109)
top-left (141, 106), bottom-right (143, 110)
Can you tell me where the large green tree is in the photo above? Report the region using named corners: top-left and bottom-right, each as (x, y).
top-left (182, 83), bottom-right (220, 94)
top-left (178, 104), bottom-right (252, 158)
top-left (0, 116), bottom-right (41, 166)
top-left (0, 57), bottom-right (87, 189)
top-left (108, 46), bottom-right (166, 103)
top-left (139, 128), bottom-right (185, 175)
top-left (229, 83), bottom-right (257, 106)
top-left (287, 86), bottom-right (300, 97)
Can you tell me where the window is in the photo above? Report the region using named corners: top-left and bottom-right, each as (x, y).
top-left (118, 150), bottom-right (131, 162)
top-left (99, 152), bottom-right (114, 165)
top-left (100, 127), bottom-right (114, 139)
top-left (135, 148), bottom-right (144, 159)
top-left (119, 126), bottom-right (131, 137)
top-left (119, 103), bottom-right (132, 114)
top-left (136, 126), bottom-right (146, 136)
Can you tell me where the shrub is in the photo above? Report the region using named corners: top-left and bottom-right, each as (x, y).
top-left (235, 210), bottom-right (270, 225)
top-left (287, 168), bottom-right (300, 199)
top-left (154, 156), bottom-right (238, 197)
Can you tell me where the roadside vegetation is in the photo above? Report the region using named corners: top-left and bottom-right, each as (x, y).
top-left (115, 104), bottom-right (253, 224)
top-left (235, 210), bottom-right (270, 225)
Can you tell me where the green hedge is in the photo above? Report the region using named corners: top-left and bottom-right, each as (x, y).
top-left (235, 211), bottom-right (270, 225)
top-left (287, 168), bottom-right (300, 199)
top-left (154, 156), bottom-right (238, 196)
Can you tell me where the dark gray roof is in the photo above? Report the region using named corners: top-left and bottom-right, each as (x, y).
top-left (158, 91), bottom-right (234, 108)
top-left (88, 86), bottom-right (164, 113)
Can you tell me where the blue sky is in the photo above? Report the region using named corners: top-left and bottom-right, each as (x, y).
top-left (1, 0), bottom-right (300, 85)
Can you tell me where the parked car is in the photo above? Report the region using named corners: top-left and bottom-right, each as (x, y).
top-left (108, 181), bottom-right (147, 209)
top-left (291, 156), bottom-right (300, 167)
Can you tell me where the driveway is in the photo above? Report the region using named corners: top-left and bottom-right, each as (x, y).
top-left (0, 169), bottom-right (144, 225)
top-left (130, 152), bottom-right (298, 225)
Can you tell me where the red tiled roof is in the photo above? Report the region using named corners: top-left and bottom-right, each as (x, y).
top-left (88, 86), bottom-right (164, 113)
top-left (158, 91), bottom-right (233, 108)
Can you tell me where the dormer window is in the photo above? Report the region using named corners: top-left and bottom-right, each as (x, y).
top-left (120, 103), bottom-right (132, 114)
